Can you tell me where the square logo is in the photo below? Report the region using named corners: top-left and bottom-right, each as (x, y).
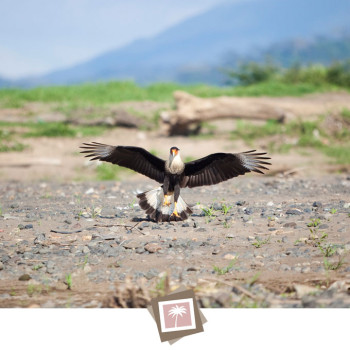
top-left (149, 287), bottom-right (206, 343)
top-left (159, 298), bottom-right (196, 332)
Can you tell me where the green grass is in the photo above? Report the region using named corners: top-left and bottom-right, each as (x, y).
top-left (341, 108), bottom-right (350, 120)
top-left (0, 129), bottom-right (27, 152)
top-left (0, 80), bottom-right (338, 109)
top-left (231, 118), bottom-right (350, 164)
top-left (95, 163), bottom-right (132, 181)
top-left (221, 203), bottom-right (232, 215)
top-left (0, 121), bottom-right (107, 141)
top-left (24, 122), bottom-right (76, 137)
top-left (252, 236), bottom-right (271, 248)
top-left (323, 257), bottom-right (345, 271)
top-left (307, 218), bottom-right (321, 227)
top-left (213, 258), bottom-right (238, 275)
top-left (65, 273), bottom-right (73, 290)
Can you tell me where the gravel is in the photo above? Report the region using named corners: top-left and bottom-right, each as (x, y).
top-left (0, 175), bottom-right (349, 308)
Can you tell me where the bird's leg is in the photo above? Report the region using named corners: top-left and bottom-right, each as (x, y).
top-left (172, 183), bottom-right (181, 217)
top-left (172, 202), bottom-right (180, 217)
top-left (163, 194), bottom-right (171, 206)
top-left (162, 177), bottom-right (171, 206)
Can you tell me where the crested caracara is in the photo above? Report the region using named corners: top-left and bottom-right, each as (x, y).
top-left (80, 142), bottom-right (271, 222)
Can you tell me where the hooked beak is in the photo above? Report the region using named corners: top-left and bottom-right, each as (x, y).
top-left (172, 149), bottom-right (178, 156)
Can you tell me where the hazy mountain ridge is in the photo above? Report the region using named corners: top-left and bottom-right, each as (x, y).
top-left (2, 0), bottom-right (350, 87)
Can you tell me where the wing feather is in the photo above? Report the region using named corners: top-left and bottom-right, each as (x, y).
top-left (80, 142), bottom-right (165, 183)
top-left (181, 150), bottom-right (271, 188)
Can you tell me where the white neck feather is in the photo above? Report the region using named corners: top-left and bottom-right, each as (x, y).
top-left (167, 154), bottom-right (184, 174)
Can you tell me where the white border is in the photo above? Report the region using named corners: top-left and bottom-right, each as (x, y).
top-left (158, 298), bottom-right (196, 333)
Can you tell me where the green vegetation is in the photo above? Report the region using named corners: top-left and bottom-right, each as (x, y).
top-left (319, 243), bottom-right (337, 258)
top-left (323, 256), bottom-right (345, 271)
top-left (0, 129), bottom-right (26, 152)
top-left (307, 218), bottom-right (321, 227)
top-left (231, 116), bottom-right (350, 164)
top-left (32, 264), bottom-right (43, 271)
top-left (24, 122), bottom-right (76, 137)
top-left (252, 236), bottom-right (271, 248)
top-left (0, 120), bottom-right (106, 143)
top-left (221, 203), bottom-right (232, 216)
top-left (0, 78), bottom-right (341, 110)
top-left (213, 258), bottom-right (238, 275)
top-left (65, 273), bottom-right (73, 290)
top-left (225, 60), bottom-right (350, 89)
top-left (95, 163), bottom-right (128, 181)
top-left (27, 284), bottom-right (42, 297)
top-left (202, 206), bottom-right (216, 221)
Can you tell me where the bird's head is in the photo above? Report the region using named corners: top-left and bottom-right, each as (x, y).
top-left (169, 147), bottom-right (181, 161)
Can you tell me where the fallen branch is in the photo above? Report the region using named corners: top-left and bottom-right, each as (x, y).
top-left (160, 91), bottom-right (288, 135)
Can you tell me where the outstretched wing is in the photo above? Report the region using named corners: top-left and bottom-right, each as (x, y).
top-left (181, 150), bottom-right (271, 188)
top-left (80, 142), bottom-right (165, 183)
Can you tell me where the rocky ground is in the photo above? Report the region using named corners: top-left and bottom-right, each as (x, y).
top-left (0, 174), bottom-right (349, 308)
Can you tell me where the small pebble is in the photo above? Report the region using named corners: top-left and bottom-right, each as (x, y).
top-left (19, 274), bottom-right (31, 281)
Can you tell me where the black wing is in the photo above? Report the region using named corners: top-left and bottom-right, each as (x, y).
top-left (181, 150), bottom-right (271, 188)
top-left (80, 142), bottom-right (165, 183)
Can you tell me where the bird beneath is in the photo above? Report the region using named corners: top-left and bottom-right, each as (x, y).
top-left (80, 142), bottom-right (271, 222)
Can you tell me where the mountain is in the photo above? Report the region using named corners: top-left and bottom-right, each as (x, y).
top-left (7, 0), bottom-right (350, 87)
top-left (0, 77), bottom-right (13, 88)
top-left (255, 33), bottom-right (350, 67)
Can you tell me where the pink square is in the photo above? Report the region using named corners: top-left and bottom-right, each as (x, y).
top-left (162, 302), bottom-right (192, 328)
top-left (158, 298), bottom-right (196, 333)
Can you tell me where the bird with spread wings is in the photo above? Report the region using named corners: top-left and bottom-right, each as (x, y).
top-left (80, 142), bottom-right (271, 222)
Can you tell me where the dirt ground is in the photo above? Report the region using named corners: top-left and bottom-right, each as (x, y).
top-left (0, 93), bottom-right (349, 308)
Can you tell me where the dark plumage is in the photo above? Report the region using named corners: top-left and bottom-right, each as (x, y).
top-left (80, 142), bottom-right (271, 222)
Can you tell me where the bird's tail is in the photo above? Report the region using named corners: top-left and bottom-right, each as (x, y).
top-left (137, 187), bottom-right (192, 222)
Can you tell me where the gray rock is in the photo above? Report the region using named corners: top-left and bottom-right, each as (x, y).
top-left (286, 208), bottom-right (303, 215)
top-left (34, 233), bottom-right (46, 245)
top-left (313, 201), bottom-right (322, 208)
top-left (135, 247), bottom-right (145, 254)
top-left (244, 208), bottom-right (254, 215)
top-left (284, 222), bottom-right (296, 228)
top-left (19, 274), bottom-right (31, 281)
top-left (46, 261), bottom-right (55, 274)
top-left (145, 268), bottom-right (159, 280)
top-left (213, 203), bottom-right (223, 211)
top-left (139, 222), bottom-right (150, 229)
top-left (82, 246), bottom-right (90, 254)
top-left (319, 224), bottom-right (329, 229)
top-left (242, 214), bottom-right (251, 222)
top-left (280, 264), bottom-right (291, 271)
top-left (122, 240), bottom-right (143, 249)
top-left (145, 243), bottom-right (163, 253)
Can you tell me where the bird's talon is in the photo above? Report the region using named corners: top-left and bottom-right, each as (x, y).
top-left (172, 210), bottom-right (180, 217)
top-left (163, 195), bottom-right (171, 206)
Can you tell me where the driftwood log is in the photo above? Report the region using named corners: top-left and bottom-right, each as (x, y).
top-left (160, 90), bottom-right (350, 136)
top-left (160, 91), bottom-right (289, 135)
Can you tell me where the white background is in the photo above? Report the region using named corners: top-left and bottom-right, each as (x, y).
top-left (0, 309), bottom-right (348, 349)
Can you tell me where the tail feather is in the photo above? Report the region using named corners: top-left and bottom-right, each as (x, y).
top-left (137, 187), bottom-right (192, 222)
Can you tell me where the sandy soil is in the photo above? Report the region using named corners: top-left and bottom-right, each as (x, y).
top-left (0, 93), bottom-right (349, 308)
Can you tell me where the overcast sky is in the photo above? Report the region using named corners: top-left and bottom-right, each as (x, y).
top-left (0, 0), bottom-right (233, 79)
